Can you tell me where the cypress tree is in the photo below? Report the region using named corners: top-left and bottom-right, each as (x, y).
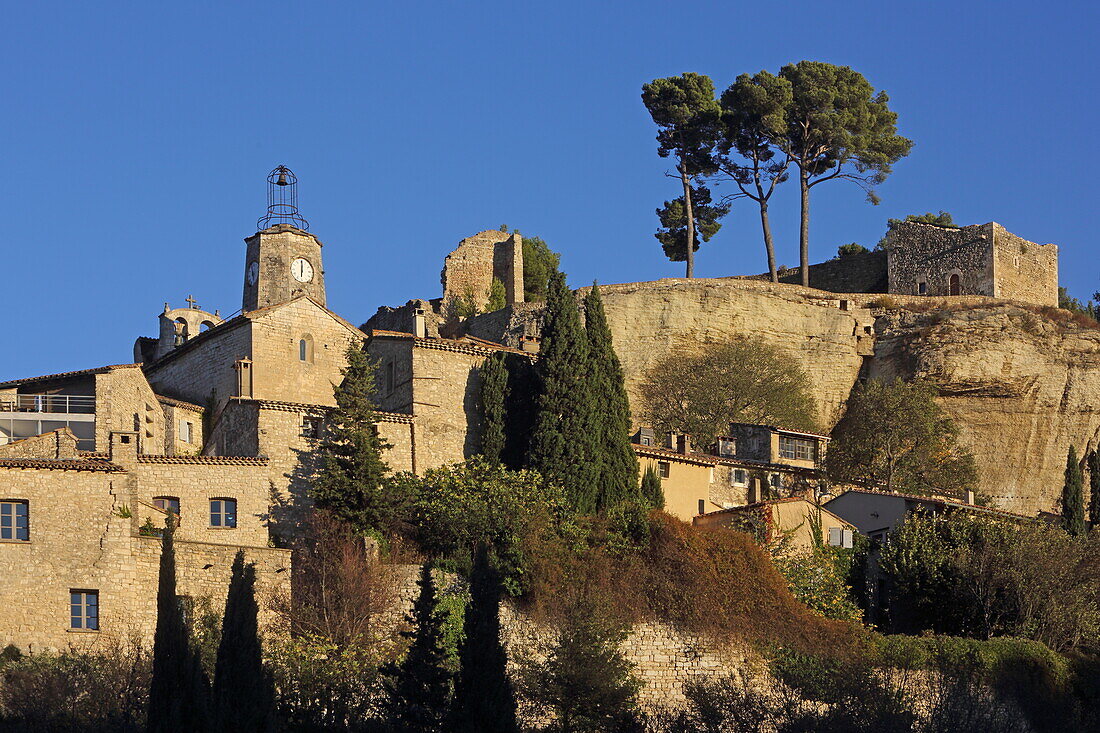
top-left (313, 344), bottom-right (392, 533)
top-left (528, 271), bottom-right (599, 512)
top-left (479, 352), bottom-right (509, 464)
top-left (452, 546), bottom-right (519, 733)
top-left (640, 465), bottom-right (665, 510)
top-left (1063, 446), bottom-right (1086, 536)
top-left (1089, 450), bottom-right (1100, 528)
top-left (213, 551), bottom-right (275, 732)
top-left (383, 563), bottom-right (452, 732)
top-left (584, 285), bottom-right (640, 512)
top-left (149, 514), bottom-right (210, 733)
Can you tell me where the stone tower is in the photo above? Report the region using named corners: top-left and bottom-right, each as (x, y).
top-left (242, 223), bottom-right (326, 310)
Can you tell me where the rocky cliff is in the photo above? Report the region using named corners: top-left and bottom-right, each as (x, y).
top-left (464, 277), bottom-right (1100, 515)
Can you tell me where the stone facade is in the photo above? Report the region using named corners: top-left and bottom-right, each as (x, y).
top-left (440, 230), bottom-right (524, 314)
top-left (885, 221), bottom-right (1058, 307)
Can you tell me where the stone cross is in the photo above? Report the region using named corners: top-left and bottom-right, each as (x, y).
top-left (185, 295), bottom-right (197, 309)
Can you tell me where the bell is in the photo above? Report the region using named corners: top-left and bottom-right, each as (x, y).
top-left (275, 170), bottom-right (289, 186)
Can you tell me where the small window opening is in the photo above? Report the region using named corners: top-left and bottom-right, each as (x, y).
top-left (657, 461), bottom-right (670, 479)
top-left (917, 281), bottom-right (928, 295)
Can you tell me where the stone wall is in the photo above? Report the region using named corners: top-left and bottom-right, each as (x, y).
top-left (145, 319), bottom-right (252, 411)
top-left (159, 398), bottom-right (204, 456)
top-left (243, 224), bottom-right (327, 311)
top-left (440, 230), bottom-right (524, 314)
top-left (409, 342), bottom-right (487, 469)
top-left (0, 428), bottom-right (79, 459)
top-left (886, 222), bottom-right (995, 298)
top-left (991, 224), bottom-right (1059, 306)
top-left (93, 367), bottom-right (165, 455)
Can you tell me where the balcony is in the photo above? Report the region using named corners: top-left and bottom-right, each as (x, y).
top-left (0, 394), bottom-right (96, 450)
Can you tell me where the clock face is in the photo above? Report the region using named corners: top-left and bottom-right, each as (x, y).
top-left (246, 261), bottom-right (259, 286)
top-left (292, 258), bottom-right (314, 283)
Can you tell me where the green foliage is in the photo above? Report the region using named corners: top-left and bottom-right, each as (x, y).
top-left (402, 458), bottom-right (569, 595)
top-left (528, 271), bottom-right (601, 513)
top-left (212, 551), bottom-right (274, 732)
top-left (639, 336), bottom-right (818, 448)
top-left (313, 344), bottom-right (397, 534)
top-left (827, 378), bottom-right (978, 495)
top-left (383, 563), bottom-right (453, 732)
top-left (452, 289), bottom-right (480, 320)
top-left (478, 352), bottom-right (508, 464)
top-left (521, 234), bottom-right (562, 302)
top-left (653, 184), bottom-right (730, 263)
top-left (1059, 287), bottom-right (1100, 322)
top-left (772, 546), bottom-right (864, 622)
top-left (486, 277), bottom-right (506, 312)
top-left (878, 513), bottom-right (1100, 650)
top-left (114, 504), bottom-right (133, 518)
top-left (1089, 450), bottom-right (1100, 527)
top-left (451, 546), bottom-right (519, 733)
top-left (148, 515), bottom-right (211, 733)
top-left (642, 73), bottom-right (724, 278)
top-left (891, 210), bottom-right (955, 228)
top-left (1064, 445), bottom-right (1086, 536)
top-left (639, 465), bottom-right (664, 510)
top-left (584, 285), bottom-right (640, 512)
top-left (518, 596), bottom-right (641, 732)
top-left (837, 242), bottom-right (869, 257)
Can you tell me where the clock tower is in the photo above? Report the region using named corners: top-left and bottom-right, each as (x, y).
top-left (242, 166), bottom-right (326, 311)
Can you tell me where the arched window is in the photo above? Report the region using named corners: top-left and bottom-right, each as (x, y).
top-left (949, 274), bottom-right (961, 296)
top-left (174, 318), bottom-right (189, 346)
top-left (199, 321), bottom-right (214, 333)
top-left (299, 334), bottom-right (314, 363)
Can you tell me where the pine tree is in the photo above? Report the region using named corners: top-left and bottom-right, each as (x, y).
top-left (584, 285), bottom-right (640, 512)
top-left (479, 352), bottom-right (509, 464)
top-left (1063, 446), bottom-right (1086, 536)
top-left (452, 546), bottom-right (519, 733)
top-left (528, 271), bottom-right (599, 512)
top-left (213, 551), bottom-right (275, 732)
top-left (383, 563), bottom-right (452, 732)
top-left (640, 465), bottom-right (665, 510)
top-left (149, 514), bottom-right (211, 733)
top-left (1090, 450), bottom-right (1100, 528)
top-left (313, 344), bottom-right (393, 533)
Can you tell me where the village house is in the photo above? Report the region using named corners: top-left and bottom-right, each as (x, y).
top-left (694, 497), bottom-right (856, 552)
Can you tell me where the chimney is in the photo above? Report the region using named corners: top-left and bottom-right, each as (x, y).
top-left (521, 335), bottom-right (541, 353)
top-left (965, 489), bottom-right (976, 505)
top-left (413, 308), bottom-right (427, 339)
top-left (235, 358), bottom-right (253, 398)
top-left (676, 434), bottom-right (691, 454)
top-left (109, 431), bottom-right (139, 467)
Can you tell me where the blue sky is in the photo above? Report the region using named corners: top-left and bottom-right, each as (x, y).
top-left (3, 1), bottom-right (1097, 381)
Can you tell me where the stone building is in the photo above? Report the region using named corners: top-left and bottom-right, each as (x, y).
top-left (440, 229), bottom-right (524, 315)
top-left (884, 221), bottom-right (1059, 306)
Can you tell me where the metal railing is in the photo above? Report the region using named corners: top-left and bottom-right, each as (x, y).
top-left (0, 394), bottom-right (95, 414)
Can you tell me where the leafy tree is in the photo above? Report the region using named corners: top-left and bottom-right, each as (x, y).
top-left (313, 344), bottom-right (395, 534)
top-left (837, 242), bottom-right (869, 257)
top-left (640, 465), bottom-right (665, 510)
top-left (149, 515), bottom-right (211, 733)
top-left (584, 285), bottom-right (640, 511)
top-left (642, 73), bottom-right (723, 278)
top-left (717, 70), bottom-right (793, 282)
top-left (383, 563), bottom-right (452, 732)
top-left (519, 598), bottom-right (640, 732)
top-left (1064, 446), bottom-right (1086, 536)
top-left (1090, 450), bottom-right (1100, 528)
top-left (777, 61), bottom-right (913, 286)
top-left (451, 546), bottom-right (519, 733)
top-left (478, 352), bottom-right (508, 464)
top-left (653, 184), bottom-right (730, 265)
top-left (528, 271), bottom-right (600, 512)
top-left (827, 378), bottom-right (978, 496)
top-left (639, 336), bottom-right (818, 449)
top-left (522, 234), bottom-right (562, 302)
top-left (213, 551), bottom-right (275, 732)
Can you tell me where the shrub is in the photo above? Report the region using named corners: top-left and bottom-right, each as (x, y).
top-left (867, 295), bottom-right (897, 309)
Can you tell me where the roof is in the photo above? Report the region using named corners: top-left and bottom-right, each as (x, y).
top-left (700, 497), bottom-right (857, 526)
top-left (0, 457), bottom-right (123, 472)
top-left (0, 363), bottom-right (141, 389)
top-left (825, 487), bottom-right (1032, 520)
top-left (633, 443), bottom-right (823, 475)
top-left (137, 455), bottom-right (269, 466)
top-left (232, 397), bottom-right (415, 423)
top-left (633, 443), bottom-right (717, 467)
top-left (727, 422), bottom-right (831, 442)
top-left (366, 330), bottom-right (534, 358)
top-left (155, 394), bottom-right (205, 413)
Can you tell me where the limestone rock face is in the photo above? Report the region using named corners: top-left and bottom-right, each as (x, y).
top-left (871, 306), bottom-right (1100, 515)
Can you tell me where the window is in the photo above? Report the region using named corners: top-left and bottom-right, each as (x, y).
top-left (299, 334), bottom-right (314, 363)
top-left (70, 590), bottom-right (98, 630)
top-left (657, 461), bottom-right (670, 479)
top-left (717, 437), bottom-right (736, 457)
top-left (0, 500), bottom-right (29, 541)
top-left (153, 497), bottom-right (180, 515)
top-left (769, 474), bottom-right (782, 489)
top-left (828, 527), bottom-right (854, 548)
top-left (731, 469), bottom-right (747, 486)
top-left (917, 280), bottom-right (928, 295)
top-left (209, 499), bottom-right (237, 528)
top-left (779, 436), bottom-right (816, 461)
top-left (697, 499), bottom-right (706, 515)
top-left (301, 416), bottom-right (323, 439)
top-left (640, 436), bottom-right (652, 446)
top-left (385, 361), bottom-right (395, 393)
top-left (179, 419), bottom-right (193, 443)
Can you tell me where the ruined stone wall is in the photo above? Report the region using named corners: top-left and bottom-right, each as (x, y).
top-left (248, 299), bottom-right (364, 407)
top-left (363, 299), bottom-right (442, 338)
top-left (991, 224), bottom-right (1059, 306)
top-left (94, 368), bottom-right (165, 455)
top-left (0, 428), bottom-right (79, 459)
top-left (886, 222), bottom-right (995, 298)
top-left (440, 231), bottom-right (524, 313)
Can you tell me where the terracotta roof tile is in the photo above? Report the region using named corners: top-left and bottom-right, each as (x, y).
top-left (0, 363), bottom-right (140, 389)
top-left (0, 458), bottom-right (123, 472)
